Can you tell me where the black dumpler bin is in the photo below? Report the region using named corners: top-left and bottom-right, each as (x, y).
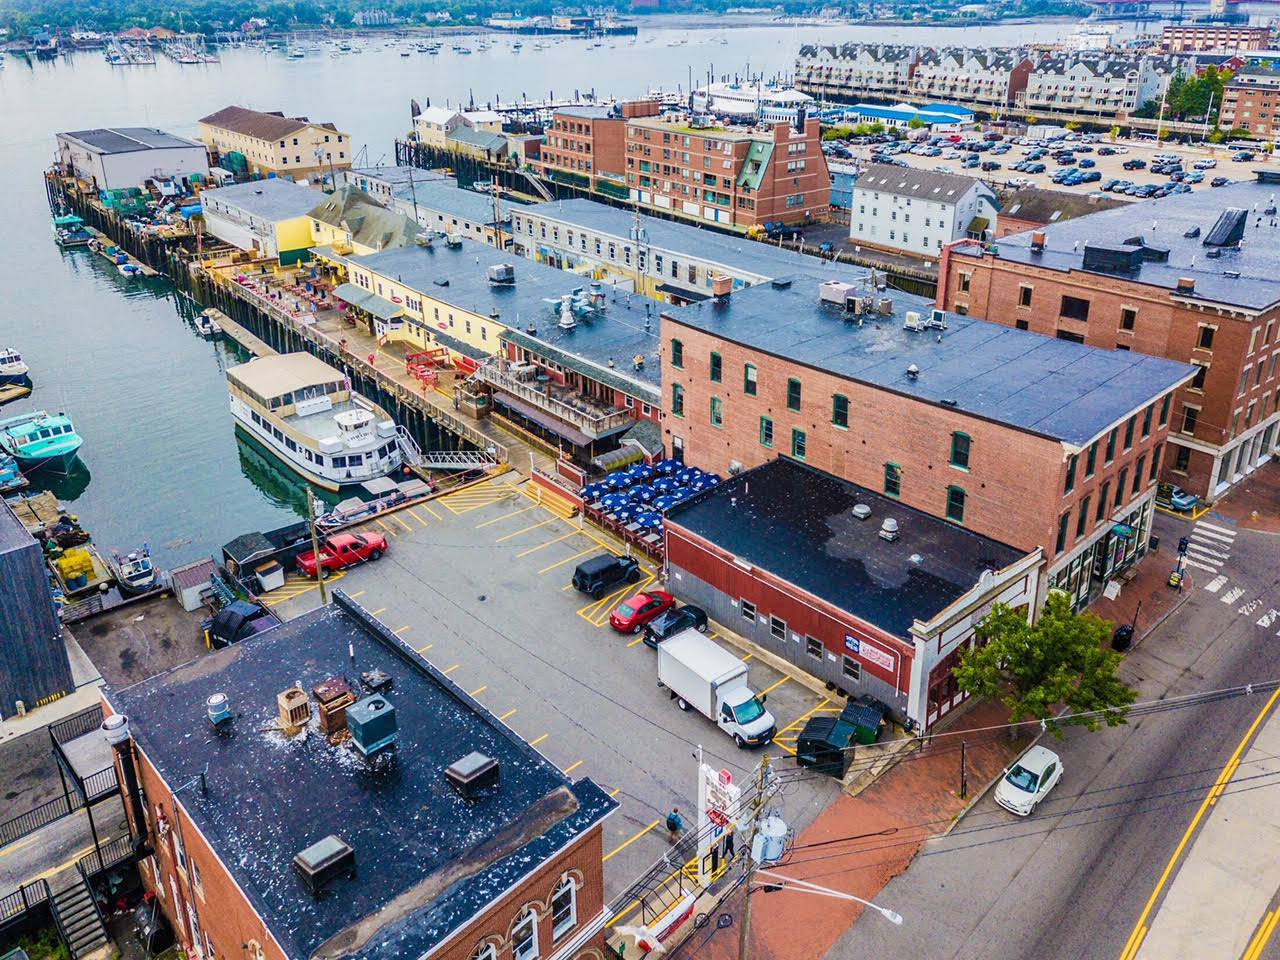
top-left (796, 715), bottom-right (855, 778)
top-left (1112, 624), bottom-right (1134, 652)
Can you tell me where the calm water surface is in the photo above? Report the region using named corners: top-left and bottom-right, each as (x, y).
top-left (0, 17), bottom-right (1078, 567)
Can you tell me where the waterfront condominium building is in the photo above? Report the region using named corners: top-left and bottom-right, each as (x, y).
top-left (660, 274), bottom-right (1193, 612)
top-left (102, 596), bottom-right (616, 960)
top-left (793, 43), bottom-right (920, 104)
top-left (1218, 66), bottom-right (1280, 138)
top-left (1017, 54), bottom-right (1183, 119)
top-left (198, 105), bottom-right (351, 182)
top-left (621, 112), bottom-right (828, 229)
top-left (938, 171), bottom-right (1280, 503)
top-left (910, 48), bottom-right (1034, 111)
top-left (1161, 24), bottom-right (1272, 52)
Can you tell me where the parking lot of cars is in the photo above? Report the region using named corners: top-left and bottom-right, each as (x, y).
top-left (834, 129), bottom-right (1267, 202)
top-left (261, 476), bottom-right (844, 894)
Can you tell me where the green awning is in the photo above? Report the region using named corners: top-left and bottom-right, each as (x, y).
top-left (333, 282), bottom-right (404, 321)
top-left (966, 216), bottom-right (990, 236)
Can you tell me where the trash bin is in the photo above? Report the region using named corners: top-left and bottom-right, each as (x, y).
top-left (796, 715), bottom-right (855, 778)
top-left (840, 699), bottom-right (886, 745)
top-left (1113, 623), bottom-right (1134, 652)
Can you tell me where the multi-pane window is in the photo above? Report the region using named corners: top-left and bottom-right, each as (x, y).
top-left (806, 636), bottom-right (823, 660)
top-left (787, 377), bottom-right (802, 411)
top-left (1055, 512), bottom-right (1070, 553)
top-left (671, 383), bottom-right (684, 417)
top-left (946, 486), bottom-right (965, 523)
top-left (1105, 428), bottom-right (1117, 463)
top-left (1063, 454), bottom-right (1077, 493)
top-left (792, 428), bottom-right (806, 460)
top-left (1085, 441), bottom-right (1098, 478)
top-left (1142, 404), bottom-right (1153, 438)
top-left (710, 397), bottom-right (723, 427)
top-left (950, 433), bottom-right (970, 469)
top-left (833, 395), bottom-right (849, 428)
top-left (1115, 469), bottom-right (1128, 506)
top-left (770, 615), bottom-right (787, 640)
top-left (709, 352), bottom-right (722, 383)
top-left (1124, 416), bottom-right (1136, 450)
top-left (741, 599), bottom-right (756, 622)
top-left (759, 417), bottom-right (773, 447)
top-left (551, 878), bottom-right (577, 940)
top-left (1182, 406), bottom-right (1199, 435)
top-left (512, 912), bottom-right (537, 960)
top-left (670, 338), bottom-right (683, 368)
top-left (1076, 496), bottom-right (1091, 537)
top-left (1133, 457), bottom-right (1146, 494)
top-left (1197, 325), bottom-right (1215, 350)
top-left (1096, 482), bottom-right (1110, 521)
top-left (884, 463), bottom-right (901, 497)
top-left (1150, 444), bottom-right (1162, 480)
top-left (743, 363), bottom-right (757, 396)
top-left (1159, 394), bottom-right (1171, 426)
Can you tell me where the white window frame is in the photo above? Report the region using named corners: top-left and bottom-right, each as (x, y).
top-left (551, 877), bottom-right (577, 940)
top-left (470, 946), bottom-right (497, 960)
top-left (512, 910), bottom-right (538, 960)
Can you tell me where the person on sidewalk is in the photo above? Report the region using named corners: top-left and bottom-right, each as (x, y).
top-left (666, 807), bottom-right (684, 845)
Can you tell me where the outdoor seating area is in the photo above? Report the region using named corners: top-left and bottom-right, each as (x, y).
top-left (230, 266), bottom-right (337, 321)
top-left (579, 460), bottom-right (722, 559)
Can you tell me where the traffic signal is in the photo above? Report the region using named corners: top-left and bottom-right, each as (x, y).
top-left (1178, 536), bottom-right (1189, 555)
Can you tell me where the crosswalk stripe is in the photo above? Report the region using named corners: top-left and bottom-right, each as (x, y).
top-left (1221, 587), bottom-right (1245, 605)
top-left (1182, 558), bottom-right (1219, 573)
top-left (1187, 541), bottom-right (1230, 561)
top-left (1184, 551), bottom-right (1222, 569)
top-left (1191, 529), bottom-right (1235, 548)
top-left (1204, 575), bottom-right (1229, 593)
top-left (1195, 520), bottom-right (1238, 538)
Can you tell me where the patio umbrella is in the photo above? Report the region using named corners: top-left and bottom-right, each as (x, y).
top-left (653, 476), bottom-right (681, 495)
top-left (604, 471), bottom-right (633, 491)
top-left (600, 492), bottom-right (632, 510)
top-left (653, 458), bottom-right (682, 475)
top-left (675, 466), bottom-right (705, 485)
top-left (635, 512), bottom-right (663, 530)
top-left (629, 484), bottom-right (657, 503)
top-left (653, 495), bottom-right (680, 512)
top-left (626, 463), bottom-right (655, 482)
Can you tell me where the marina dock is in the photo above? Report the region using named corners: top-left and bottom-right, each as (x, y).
top-left (86, 226), bottom-right (159, 277)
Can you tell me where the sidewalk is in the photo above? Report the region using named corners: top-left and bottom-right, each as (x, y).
top-left (1205, 459), bottom-right (1280, 535)
top-left (1089, 547), bottom-right (1190, 646)
top-left (683, 699), bottom-right (1029, 960)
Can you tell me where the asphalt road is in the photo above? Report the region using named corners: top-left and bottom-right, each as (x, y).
top-left (831, 509), bottom-right (1280, 960)
top-left (267, 476), bottom-right (843, 897)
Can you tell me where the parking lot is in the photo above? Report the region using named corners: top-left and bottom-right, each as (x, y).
top-left (265, 475), bottom-right (843, 895)
top-left (845, 133), bottom-right (1266, 204)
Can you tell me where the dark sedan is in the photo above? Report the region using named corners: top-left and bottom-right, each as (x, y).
top-left (643, 604), bottom-right (709, 648)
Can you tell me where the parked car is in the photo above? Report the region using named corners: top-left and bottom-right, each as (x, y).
top-left (1026, 162), bottom-right (1047, 174)
top-left (1081, 170), bottom-right (1102, 182)
top-left (1007, 175), bottom-right (1032, 188)
top-left (981, 160), bottom-right (1001, 171)
top-left (643, 604), bottom-right (709, 647)
top-left (1157, 482), bottom-right (1200, 512)
top-left (1077, 157), bottom-right (1096, 168)
top-left (295, 532), bottom-right (387, 579)
top-left (572, 552), bottom-right (641, 598)
top-left (609, 589), bottom-right (676, 633)
top-left (1184, 171), bottom-right (1204, 184)
top-left (1122, 158), bottom-right (1147, 170)
top-left (994, 745), bottom-right (1063, 816)
top-left (1232, 150), bottom-right (1255, 162)
top-left (1211, 176), bottom-right (1230, 188)
top-left (1193, 158), bottom-right (1217, 170)
top-left (1097, 146), bottom-right (1117, 156)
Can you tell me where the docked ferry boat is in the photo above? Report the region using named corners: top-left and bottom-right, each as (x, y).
top-left (0, 349), bottom-right (30, 385)
top-left (226, 353), bottom-right (404, 491)
top-left (0, 410), bottom-right (83, 474)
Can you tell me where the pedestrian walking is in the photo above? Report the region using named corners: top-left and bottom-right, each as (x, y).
top-left (666, 806), bottom-right (684, 845)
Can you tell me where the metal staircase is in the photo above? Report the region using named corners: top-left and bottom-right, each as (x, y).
top-left (398, 426), bottom-right (498, 471)
top-left (51, 874), bottom-right (108, 960)
top-left (520, 170), bottom-right (555, 202)
top-left (396, 425), bottom-right (424, 466)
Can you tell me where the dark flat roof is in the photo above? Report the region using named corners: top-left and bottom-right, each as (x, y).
top-left (662, 278), bottom-right (1195, 447)
top-left (59, 127), bottom-right (204, 154)
top-left (972, 175), bottom-right (1280, 311)
top-left (107, 594), bottom-right (614, 960)
top-left (0, 499), bottom-right (34, 554)
top-left (667, 457), bottom-right (1026, 638)
top-left (352, 240), bottom-right (662, 392)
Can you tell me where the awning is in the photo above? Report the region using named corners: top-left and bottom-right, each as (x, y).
top-left (333, 282), bottom-right (405, 321)
top-left (655, 283), bottom-right (709, 303)
top-left (493, 393), bottom-right (592, 447)
top-left (591, 444), bottom-right (643, 472)
top-left (966, 216), bottom-right (990, 236)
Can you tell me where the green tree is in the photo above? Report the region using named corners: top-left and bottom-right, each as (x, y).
top-left (954, 592), bottom-right (1137, 737)
top-left (907, 115), bottom-right (926, 130)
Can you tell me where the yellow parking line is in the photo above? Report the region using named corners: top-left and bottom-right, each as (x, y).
top-left (370, 607), bottom-right (386, 616)
top-left (609, 787), bottom-right (622, 797)
top-left (470, 684), bottom-right (487, 697)
top-left (476, 504), bottom-right (537, 527)
top-left (562, 584), bottom-right (574, 591)
top-left (602, 820), bottom-right (661, 863)
top-left (564, 759), bottom-right (583, 773)
top-left (627, 635), bottom-right (648, 647)
top-left (443, 664), bottom-right (460, 674)
top-left (348, 590), bottom-right (365, 599)
top-left (495, 516), bottom-right (557, 542)
top-left (776, 699), bottom-right (835, 740)
top-left (530, 733), bottom-right (549, 746)
top-left (759, 676), bottom-right (790, 696)
top-left (375, 518), bottom-right (397, 536)
top-left (416, 643), bottom-right (434, 653)
top-left (407, 508), bottom-right (430, 527)
top-left (1244, 909), bottom-right (1280, 960)
top-left (393, 625), bottom-right (411, 634)
top-left (516, 530), bottom-right (580, 558)
top-left (391, 512), bottom-right (414, 533)
top-left (708, 632), bottom-right (719, 640)
top-left (742, 652), bottom-right (754, 662)
top-left (538, 546), bottom-right (598, 575)
top-left (499, 708), bottom-right (517, 722)
top-left (422, 502), bottom-right (443, 520)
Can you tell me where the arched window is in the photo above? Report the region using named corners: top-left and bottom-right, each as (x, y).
top-left (512, 910), bottom-right (538, 960)
top-left (551, 877), bottom-right (577, 941)
top-left (469, 944), bottom-right (497, 960)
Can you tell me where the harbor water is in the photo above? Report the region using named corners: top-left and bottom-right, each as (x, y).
top-left (0, 17), bottom-right (1079, 568)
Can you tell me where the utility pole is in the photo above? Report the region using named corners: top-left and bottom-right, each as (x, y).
top-left (307, 487), bottom-right (327, 604)
top-left (737, 753), bottom-right (771, 960)
top-left (492, 182), bottom-right (504, 251)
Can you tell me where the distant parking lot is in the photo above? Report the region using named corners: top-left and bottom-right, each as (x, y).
top-left (267, 476), bottom-right (842, 894)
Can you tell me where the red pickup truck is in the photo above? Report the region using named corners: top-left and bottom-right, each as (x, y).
top-left (296, 533), bottom-right (387, 579)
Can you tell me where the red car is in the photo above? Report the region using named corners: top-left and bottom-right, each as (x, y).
top-left (296, 532), bottom-right (387, 579)
top-left (609, 590), bottom-right (675, 633)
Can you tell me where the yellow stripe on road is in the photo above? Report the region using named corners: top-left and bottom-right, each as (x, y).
top-left (602, 820), bottom-right (661, 863)
top-left (369, 607), bottom-right (386, 616)
top-left (422, 502), bottom-right (443, 520)
top-left (530, 733), bottom-right (548, 747)
top-left (475, 504), bottom-right (537, 527)
top-left (393, 625), bottom-right (411, 634)
top-left (495, 516), bottom-right (557, 542)
top-left (515, 530), bottom-right (581, 557)
top-left (348, 590), bottom-right (365, 599)
top-left (469, 685), bottom-right (487, 697)
top-left (759, 676), bottom-right (790, 696)
top-left (416, 643), bottom-right (434, 653)
top-left (564, 760), bottom-right (583, 773)
top-left (375, 518), bottom-right (396, 536)
top-left (1243, 910), bottom-right (1280, 960)
top-left (498, 708), bottom-right (517, 722)
top-left (1119, 685), bottom-right (1280, 960)
top-left (627, 635), bottom-right (648, 647)
top-left (391, 512), bottom-right (414, 533)
top-left (443, 664), bottom-right (460, 675)
top-left (538, 547), bottom-right (598, 575)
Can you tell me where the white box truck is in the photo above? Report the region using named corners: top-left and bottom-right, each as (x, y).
top-left (656, 630), bottom-right (776, 748)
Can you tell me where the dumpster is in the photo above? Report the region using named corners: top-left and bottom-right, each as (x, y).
top-left (795, 715), bottom-right (855, 778)
top-left (1112, 623), bottom-right (1134, 652)
top-left (840, 698), bottom-right (886, 745)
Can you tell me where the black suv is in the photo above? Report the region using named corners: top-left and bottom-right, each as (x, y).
top-left (571, 553), bottom-right (640, 599)
top-left (643, 604), bottom-right (708, 648)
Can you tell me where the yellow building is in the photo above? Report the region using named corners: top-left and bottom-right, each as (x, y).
top-left (199, 178), bottom-right (321, 265)
top-left (199, 105), bottom-right (352, 184)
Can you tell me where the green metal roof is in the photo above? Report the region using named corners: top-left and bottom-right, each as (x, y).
top-left (736, 141), bottom-right (773, 191)
top-left (332, 282), bottom-right (405, 321)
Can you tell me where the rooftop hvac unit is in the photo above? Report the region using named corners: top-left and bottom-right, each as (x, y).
top-left (293, 835), bottom-right (355, 896)
top-left (487, 262), bottom-right (516, 286)
top-left (903, 310), bottom-right (922, 331)
top-left (879, 518), bottom-right (900, 542)
top-left (415, 232), bottom-right (433, 247)
top-left (876, 298), bottom-right (893, 315)
top-left (360, 669), bottom-right (393, 694)
top-left (728, 460), bottom-right (744, 475)
top-left (928, 308), bottom-right (948, 330)
top-left (444, 232), bottom-right (463, 248)
top-left (346, 695), bottom-right (397, 756)
top-left (277, 687), bottom-right (310, 733)
top-left (312, 677), bottom-right (354, 736)
top-left (822, 280), bottom-right (856, 306)
top-left (445, 751), bottom-right (501, 799)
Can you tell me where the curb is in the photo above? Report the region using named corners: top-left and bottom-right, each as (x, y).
top-left (1135, 577), bottom-right (1195, 647)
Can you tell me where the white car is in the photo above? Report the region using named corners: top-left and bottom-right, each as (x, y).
top-left (1114, 145), bottom-right (1129, 153)
top-left (944, 149), bottom-right (961, 159)
top-left (1194, 158), bottom-right (1217, 169)
top-left (1008, 176), bottom-right (1032, 188)
top-left (994, 745), bottom-right (1063, 816)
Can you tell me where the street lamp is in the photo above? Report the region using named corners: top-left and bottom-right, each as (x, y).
top-left (754, 868), bottom-right (904, 926)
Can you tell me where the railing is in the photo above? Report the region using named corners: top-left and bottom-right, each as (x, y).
top-left (82, 766), bottom-right (120, 803)
top-left (479, 364), bottom-right (635, 438)
top-left (77, 835), bottom-right (135, 878)
top-left (0, 879), bottom-right (51, 929)
top-left (0, 794), bottom-right (75, 848)
top-left (49, 705), bottom-right (104, 745)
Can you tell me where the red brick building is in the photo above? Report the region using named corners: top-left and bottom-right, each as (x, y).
top-left (1219, 66), bottom-right (1280, 139)
top-left (541, 100), bottom-right (659, 193)
top-left (623, 113), bottom-right (828, 230)
top-left (996, 187), bottom-right (1126, 239)
top-left (939, 173), bottom-right (1280, 502)
top-left (103, 594), bottom-right (615, 960)
top-left (661, 277), bottom-right (1193, 610)
top-left (1161, 24), bottom-right (1272, 52)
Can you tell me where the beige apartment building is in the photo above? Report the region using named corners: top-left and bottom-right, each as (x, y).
top-left (198, 105), bottom-right (352, 182)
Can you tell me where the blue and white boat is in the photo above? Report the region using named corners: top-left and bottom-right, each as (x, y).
top-left (109, 543), bottom-right (159, 595)
top-left (52, 214), bottom-right (93, 248)
top-left (0, 411), bottom-right (84, 474)
top-left (0, 349), bottom-right (29, 385)
top-left (0, 454), bottom-right (29, 494)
